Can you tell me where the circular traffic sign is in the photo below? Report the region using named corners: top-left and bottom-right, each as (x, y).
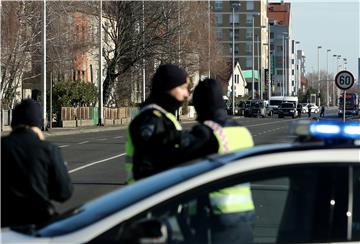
top-left (335, 70), bottom-right (355, 90)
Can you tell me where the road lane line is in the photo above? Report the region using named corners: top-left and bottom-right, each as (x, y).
top-left (245, 119), bottom-right (295, 128)
top-left (97, 138), bottom-right (107, 141)
top-left (78, 141), bottom-right (89, 145)
top-left (114, 136), bottom-right (123, 139)
top-left (59, 145), bottom-right (69, 148)
top-left (69, 153), bottom-right (125, 174)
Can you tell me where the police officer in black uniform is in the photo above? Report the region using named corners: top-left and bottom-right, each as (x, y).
top-left (125, 64), bottom-right (214, 181)
top-left (1, 99), bottom-right (73, 227)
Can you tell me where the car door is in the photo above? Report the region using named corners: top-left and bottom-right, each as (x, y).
top-left (89, 163), bottom-right (359, 244)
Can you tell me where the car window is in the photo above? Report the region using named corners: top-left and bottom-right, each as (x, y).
top-left (90, 164), bottom-right (351, 244)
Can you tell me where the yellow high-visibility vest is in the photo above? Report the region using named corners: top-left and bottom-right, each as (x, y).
top-left (125, 104), bottom-right (181, 183)
top-left (204, 120), bottom-right (255, 214)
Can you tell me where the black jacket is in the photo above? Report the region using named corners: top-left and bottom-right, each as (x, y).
top-left (1, 127), bottom-right (73, 227)
top-left (129, 107), bottom-right (217, 180)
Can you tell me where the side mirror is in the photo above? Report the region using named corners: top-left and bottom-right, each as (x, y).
top-left (120, 218), bottom-right (168, 244)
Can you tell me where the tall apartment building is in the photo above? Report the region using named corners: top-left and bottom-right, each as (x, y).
top-left (212, 0), bottom-right (269, 99)
top-left (267, 1), bottom-right (295, 96)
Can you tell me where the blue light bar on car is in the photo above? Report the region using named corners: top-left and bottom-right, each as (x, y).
top-left (343, 123), bottom-right (360, 138)
top-left (309, 123), bottom-right (341, 137)
top-left (292, 120), bottom-right (360, 139)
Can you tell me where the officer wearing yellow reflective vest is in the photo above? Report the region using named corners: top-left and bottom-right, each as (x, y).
top-left (192, 78), bottom-right (256, 244)
top-left (125, 64), bottom-right (215, 182)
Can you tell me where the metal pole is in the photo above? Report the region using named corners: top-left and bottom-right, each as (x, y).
top-left (208, 0), bottom-right (211, 77)
top-left (252, 15), bottom-right (255, 99)
top-left (326, 49), bottom-right (331, 107)
top-left (232, 6), bottom-right (235, 115)
top-left (282, 34), bottom-right (285, 96)
top-left (142, 1), bottom-right (146, 102)
top-left (268, 22), bottom-right (271, 99)
top-left (343, 90), bottom-right (346, 122)
top-left (317, 46), bottom-right (322, 96)
top-left (98, 0), bottom-right (103, 126)
top-left (42, 0), bottom-right (47, 130)
top-left (50, 73), bottom-right (52, 129)
top-left (257, 35), bottom-right (260, 99)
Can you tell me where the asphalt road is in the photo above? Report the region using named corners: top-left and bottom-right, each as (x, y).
top-left (51, 110), bottom-right (339, 213)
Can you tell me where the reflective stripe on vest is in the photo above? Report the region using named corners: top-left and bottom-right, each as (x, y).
top-left (125, 104), bottom-right (182, 184)
top-left (205, 120), bottom-right (255, 214)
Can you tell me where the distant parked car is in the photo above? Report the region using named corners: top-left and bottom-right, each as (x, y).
top-left (300, 103), bottom-right (319, 114)
top-left (307, 103), bottom-right (319, 113)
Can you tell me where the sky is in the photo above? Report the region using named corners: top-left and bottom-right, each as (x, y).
top-left (281, 0), bottom-right (359, 81)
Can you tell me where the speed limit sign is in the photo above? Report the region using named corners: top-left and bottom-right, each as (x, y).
top-left (335, 70), bottom-right (355, 90)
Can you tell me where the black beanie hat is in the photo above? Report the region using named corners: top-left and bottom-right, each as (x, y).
top-left (151, 64), bottom-right (187, 94)
top-left (11, 99), bottom-right (43, 129)
top-left (193, 78), bottom-right (227, 122)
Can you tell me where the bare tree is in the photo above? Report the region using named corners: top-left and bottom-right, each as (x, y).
top-left (1, 1), bottom-right (43, 109)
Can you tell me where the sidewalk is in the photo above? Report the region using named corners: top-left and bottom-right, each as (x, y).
top-left (1, 115), bottom-right (196, 137)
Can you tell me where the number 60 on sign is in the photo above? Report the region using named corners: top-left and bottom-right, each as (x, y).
top-left (335, 70), bottom-right (355, 90)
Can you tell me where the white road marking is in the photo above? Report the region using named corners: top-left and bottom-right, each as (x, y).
top-left (59, 145), bottom-right (69, 148)
top-left (246, 119), bottom-right (294, 128)
top-left (78, 141), bottom-right (89, 145)
top-left (69, 153), bottom-right (126, 174)
top-left (97, 138), bottom-right (107, 141)
top-left (114, 136), bottom-right (123, 139)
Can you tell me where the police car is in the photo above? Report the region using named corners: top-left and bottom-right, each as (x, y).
top-left (2, 121), bottom-right (360, 244)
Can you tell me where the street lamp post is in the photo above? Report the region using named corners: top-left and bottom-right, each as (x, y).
top-left (256, 35), bottom-right (260, 99)
top-left (267, 22), bottom-right (271, 100)
top-left (208, 0), bottom-right (211, 77)
top-left (317, 46), bottom-right (322, 100)
top-left (326, 49), bottom-right (331, 107)
top-left (332, 54), bottom-right (338, 106)
top-left (231, 2), bottom-right (241, 114)
top-left (282, 33), bottom-right (287, 96)
top-left (232, 6), bottom-right (235, 115)
top-left (294, 41), bottom-right (300, 95)
top-left (251, 13), bottom-right (260, 99)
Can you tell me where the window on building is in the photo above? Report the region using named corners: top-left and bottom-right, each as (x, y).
top-left (214, 1), bottom-right (222, 10)
top-left (270, 32), bottom-right (274, 39)
top-left (215, 14), bottom-right (223, 25)
top-left (292, 70), bottom-right (295, 75)
top-left (216, 29), bottom-right (223, 40)
top-left (246, 57), bottom-right (252, 68)
top-left (246, 43), bottom-right (252, 55)
top-left (277, 69), bottom-right (283, 75)
top-left (246, 14), bottom-right (253, 26)
top-left (246, 30), bottom-right (253, 40)
top-left (292, 59), bottom-right (295, 64)
top-left (276, 45), bottom-right (283, 52)
top-left (230, 14), bottom-right (239, 25)
top-left (229, 45), bottom-right (240, 55)
top-left (229, 30), bottom-right (239, 40)
top-left (246, 1), bottom-right (254, 10)
top-left (292, 80), bottom-right (295, 86)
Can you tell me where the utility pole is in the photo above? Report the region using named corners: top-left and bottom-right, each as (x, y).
top-left (98, 0), bottom-right (103, 126)
top-left (326, 49), bottom-right (331, 107)
top-left (232, 6), bottom-right (235, 114)
top-left (142, 1), bottom-right (146, 102)
top-left (42, 0), bottom-right (47, 130)
top-left (208, 0), bottom-right (211, 77)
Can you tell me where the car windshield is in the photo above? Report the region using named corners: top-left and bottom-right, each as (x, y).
top-left (1, 1), bottom-right (359, 239)
top-left (281, 103), bottom-right (295, 108)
